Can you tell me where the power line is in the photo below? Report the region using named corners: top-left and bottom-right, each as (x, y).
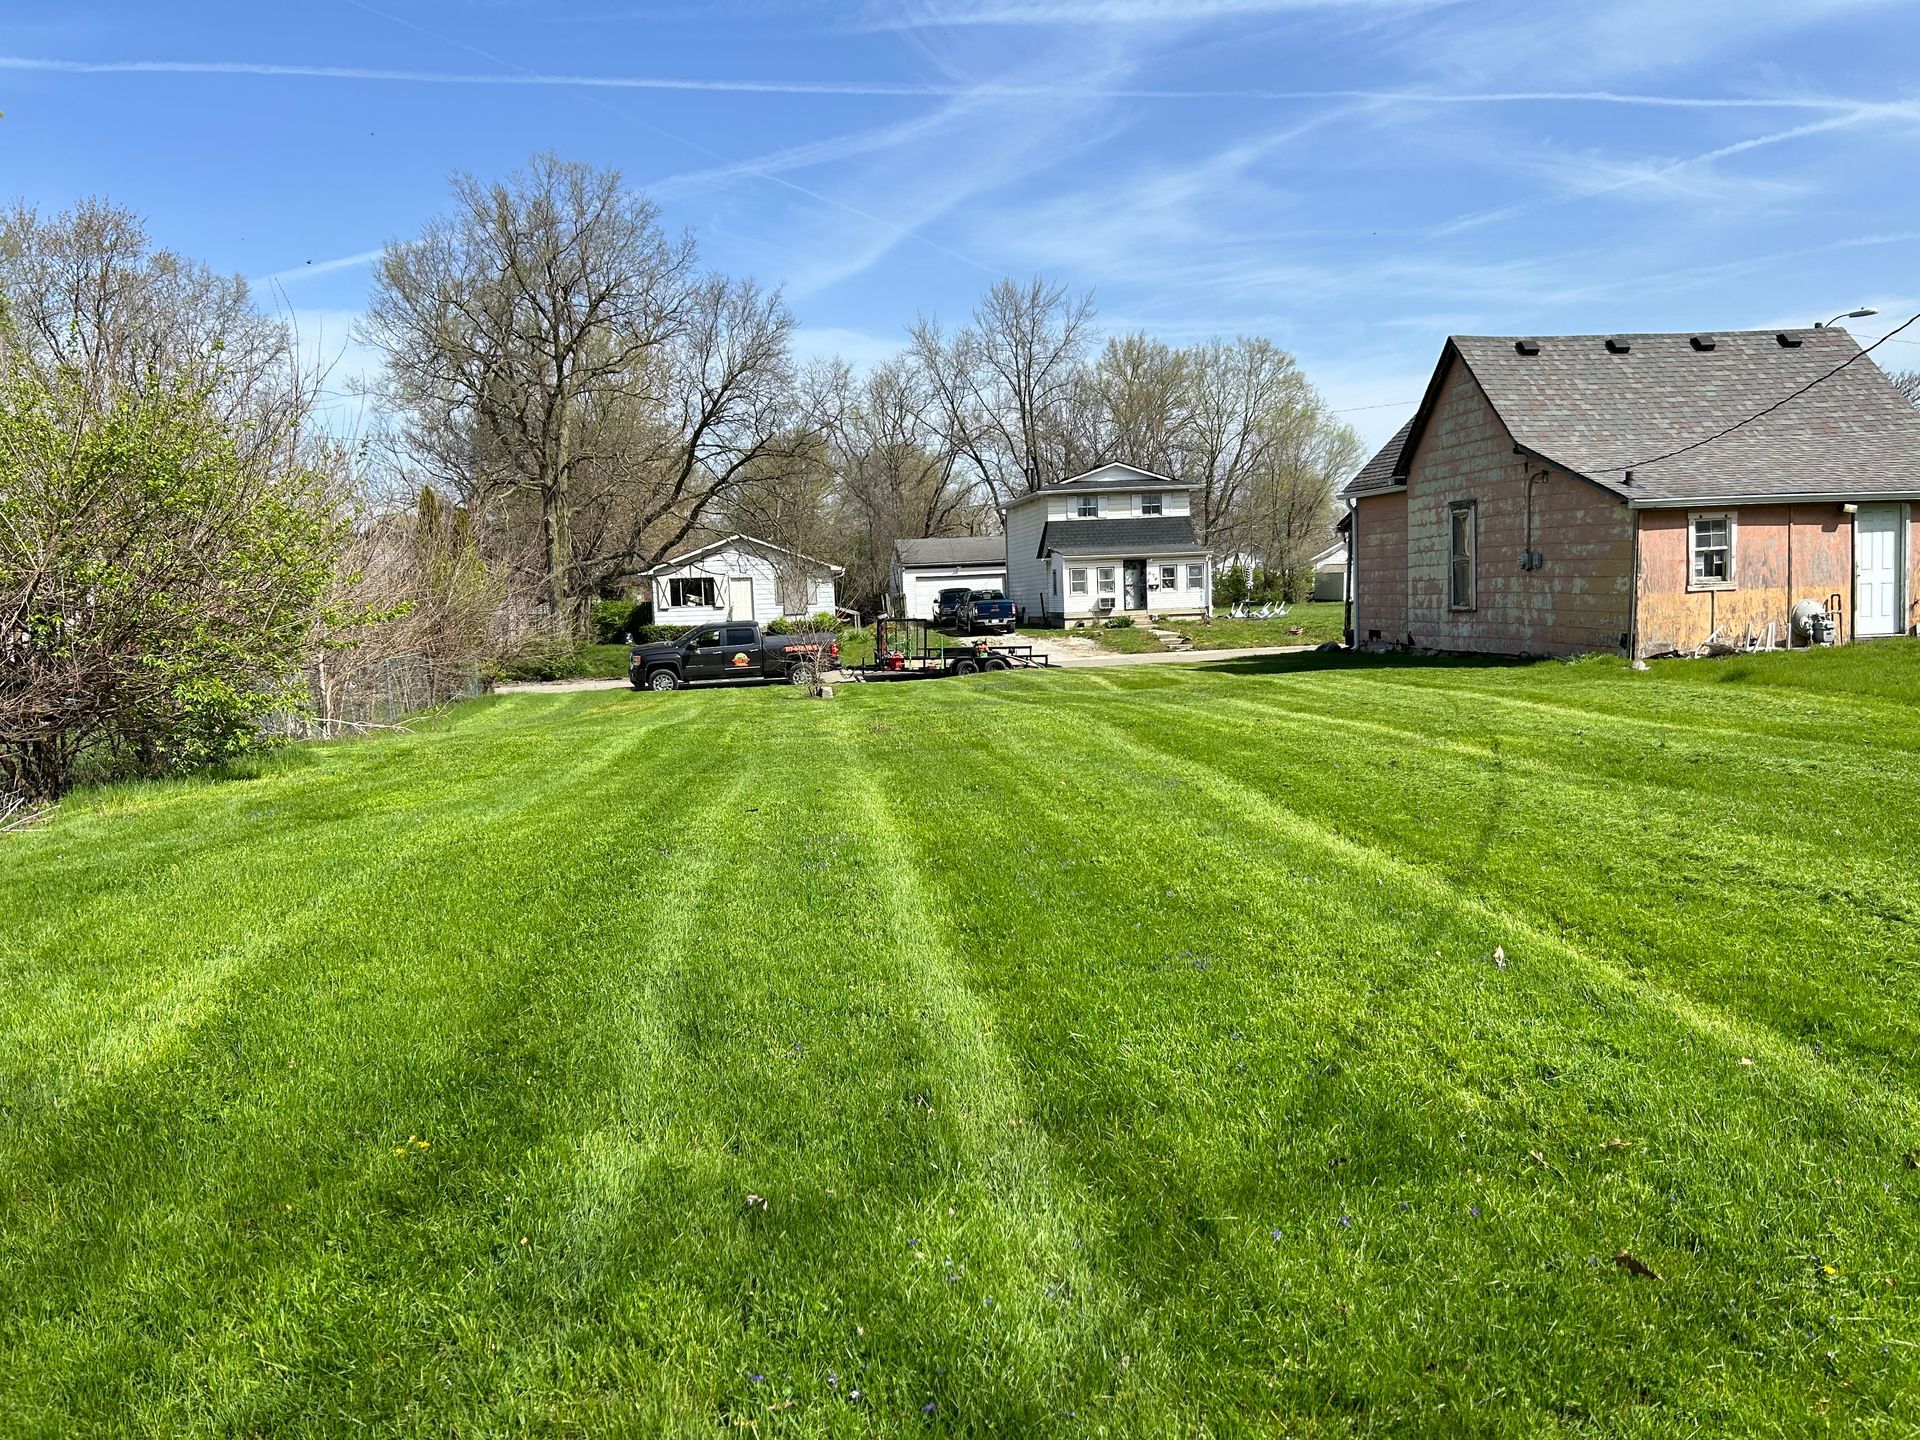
top-left (1592, 312), bottom-right (1920, 474)
top-left (1333, 399), bottom-right (1417, 413)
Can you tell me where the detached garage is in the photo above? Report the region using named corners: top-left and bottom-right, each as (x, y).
top-left (890, 536), bottom-right (1007, 620)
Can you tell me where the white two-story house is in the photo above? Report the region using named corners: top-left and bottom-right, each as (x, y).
top-left (1004, 463), bottom-right (1213, 626)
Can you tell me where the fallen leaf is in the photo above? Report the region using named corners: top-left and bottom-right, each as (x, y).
top-left (1738, 1057), bottom-right (1755, 1068)
top-left (1903, 1149), bottom-right (1919, 1171)
top-left (1492, 946), bottom-right (1507, 970)
top-left (1602, 1137), bottom-right (1631, 1152)
top-left (1613, 1250), bottom-right (1663, 1281)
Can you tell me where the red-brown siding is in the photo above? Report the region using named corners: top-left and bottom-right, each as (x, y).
top-left (1400, 357), bottom-right (1633, 656)
top-left (1634, 502), bottom-right (1917, 654)
top-left (1351, 491), bottom-right (1407, 642)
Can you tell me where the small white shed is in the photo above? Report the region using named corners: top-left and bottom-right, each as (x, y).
top-left (638, 535), bottom-right (843, 629)
top-left (889, 535), bottom-right (1007, 619)
top-left (1309, 541), bottom-right (1349, 602)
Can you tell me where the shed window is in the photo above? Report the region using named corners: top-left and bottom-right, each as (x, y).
top-left (1096, 565), bottom-right (1116, 594)
top-left (1448, 502), bottom-right (1476, 611)
top-left (1140, 494), bottom-right (1163, 516)
top-left (1159, 564), bottom-right (1179, 589)
top-left (668, 576), bottom-right (719, 608)
top-left (1690, 512), bottom-right (1735, 588)
top-left (1077, 495), bottom-right (1100, 518)
top-left (1069, 567), bottom-right (1088, 595)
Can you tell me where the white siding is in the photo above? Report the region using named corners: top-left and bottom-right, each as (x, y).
top-left (1056, 553), bottom-right (1211, 621)
top-left (645, 541), bottom-right (837, 629)
top-left (896, 565), bottom-right (1006, 620)
top-left (1004, 499), bottom-right (1051, 620)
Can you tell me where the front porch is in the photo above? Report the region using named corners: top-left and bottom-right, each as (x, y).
top-left (1051, 552), bottom-right (1211, 626)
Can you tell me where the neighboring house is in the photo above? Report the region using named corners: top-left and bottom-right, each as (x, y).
top-left (1342, 328), bottom-right (1920, 657)
top-left (889, 535), bottom-right (1007, 619)
top-left (1309, 540), bottom-right (1349, 602)
top-left (637, 534), bottom-right (842, 630)
top-left (1005, 462), bottom-right (1213, 624)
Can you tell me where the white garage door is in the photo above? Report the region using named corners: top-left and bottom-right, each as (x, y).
top-left (903, 569), bottom-right (1007, 620)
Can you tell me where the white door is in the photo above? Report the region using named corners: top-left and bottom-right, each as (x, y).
top-left (1854, 505), bottom-right (1902, 638)
top-left (728, 575), bottom-right (755, 621)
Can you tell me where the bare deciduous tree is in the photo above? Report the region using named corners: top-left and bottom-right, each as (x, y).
top-left (910, 276), bottom-right (1096, 502)
top-left (1890, 367), bottom-right (1920, 409)
top-left (361, 154), bottom-right (699, 631)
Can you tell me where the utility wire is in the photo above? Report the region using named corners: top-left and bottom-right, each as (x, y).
top-left (1593, 312), bottom-right (1920, 474)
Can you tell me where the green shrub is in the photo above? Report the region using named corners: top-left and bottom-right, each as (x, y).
top-left (590, 600), bottom-right (647, 643)
top-left (1216, 564), bottom-right (1250, 607)
top-left (767, 614), bottom-right (841, 636)
top-left (1103, 615), bottom-right (1136, 629)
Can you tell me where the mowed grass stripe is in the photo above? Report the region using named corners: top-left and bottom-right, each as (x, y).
top-left (842, 669), bottom-right (1920, 1428)
top-left (2, 646), bottom-right (1919, 1434)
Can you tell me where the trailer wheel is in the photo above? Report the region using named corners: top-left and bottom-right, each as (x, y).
top-left (952, 657), bottom-right (981, 676)
top-left (984, 655), bottom-right (1010, 671)
top-left (646, 668), bottom-right (681, 692)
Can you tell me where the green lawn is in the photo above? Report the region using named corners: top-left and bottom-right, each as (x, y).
top-left (6, 645), bottom-right (1920, 1434)
top-left (1169, 600), bottom-right (1347, 649)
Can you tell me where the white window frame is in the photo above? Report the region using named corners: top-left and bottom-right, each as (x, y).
top-left (1076, 495), bottom-right (1100, 518)
top-left (1069, 567), bottom-right (1088, 595)
top-left (668, 575), bottom-right (720, 608)
top-left (1158, 563), bottom-right (1179, 590)
top-left (1140, 493), bottom-right (1163, 517)
top-left (1688, 510), bottom-right (1736, 591)
top-left (1187, 562), bottom-right (1205, 591)
top-left (1096, 565), bottom-right (1116, 594)
top-left (1448, 501), bottom-right (1477, 612)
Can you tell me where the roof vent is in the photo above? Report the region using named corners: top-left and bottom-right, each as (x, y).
top-left (1777, 332), bottom-right (1803, 348)
top-left (1605, 337), bottom-right (1632, 354)
top-left (1514, 338), bottom-right (1540, 356)
top-left (1689, 335), bottom-right (1717, 352)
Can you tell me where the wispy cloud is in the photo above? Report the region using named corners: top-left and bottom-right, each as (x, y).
top-left (867, 0), bottom-right (1436, 26)
top-left (3, 54), bottom-right (1914, 118)
top-left (251, 249), bottom-right (384, 288)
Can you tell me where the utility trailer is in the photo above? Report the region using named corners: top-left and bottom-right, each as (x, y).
top-left (846, 617), bottom-right (1051, 682)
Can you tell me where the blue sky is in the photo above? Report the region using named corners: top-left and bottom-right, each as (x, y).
top-left (4, 0), bottom-right (1919, 450)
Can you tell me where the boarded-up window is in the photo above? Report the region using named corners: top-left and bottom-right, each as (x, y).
top-left (1448, 502), bottom-right (1476, 610)
top-left (668, 576), bottom-right (719, 608)
top-left (1690, 513), bottom-right (1734, 586)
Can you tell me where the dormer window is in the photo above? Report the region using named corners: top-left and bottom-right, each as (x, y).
top-left (1076, 495), bottom-right (1099, 518)
top-left (1139, 494), bottom-right (1162, 516)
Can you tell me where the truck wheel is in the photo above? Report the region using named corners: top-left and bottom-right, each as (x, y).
top-left (787, 662), bottom-right (818, 689)
top-left (953, 657), bottom-right (980, 676)
top-left (646, 668), bottom-right (680, 692)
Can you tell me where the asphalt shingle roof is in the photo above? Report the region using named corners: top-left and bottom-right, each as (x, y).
top-left (1343, 418), bottom-right (1413, 497)
top-left (1037, 516), bottom-right (1202, 557)
top-left (1443, 328), bottom-right (1920, 503)
top-left (891, 535), bottom-right (1006, 568)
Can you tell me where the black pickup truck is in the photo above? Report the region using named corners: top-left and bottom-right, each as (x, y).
top-left (629, 622), bottom-right (839, 692)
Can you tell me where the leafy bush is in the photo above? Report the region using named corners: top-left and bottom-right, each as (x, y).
top-left (1216, 564), bottom-right (1250, 607)
top-left (767, 613), bottom-right (841, 636)
top-left (590, 600), bottom-right (647, 644)
top-left (1103, 615), bottom-right (1136, 629)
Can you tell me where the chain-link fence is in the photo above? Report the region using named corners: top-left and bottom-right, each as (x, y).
top-left (261, 654), bottom-right (488, 741)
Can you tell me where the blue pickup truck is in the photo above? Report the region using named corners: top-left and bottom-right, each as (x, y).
top-left (952, 588), bottom-right (1016, 635)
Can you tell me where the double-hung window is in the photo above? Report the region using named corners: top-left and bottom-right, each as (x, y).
top-left (1077, 495), bottom-right (1100, 518)
top-left (1140, 494), bottom-right (1163, 516)
top-left (1187, 563), bottom-right (1205, 590)
top-left (1689, 512), bottom-right (1735, 588)
top-left (1159, 564), bottom-right (1179, 589)
top-left (1448, 502), bottom-right (1477, 611)
top-left (1096, 565), bottom-right (1116, 594)
top-left (1069, 567), bottom-right (1088, 595)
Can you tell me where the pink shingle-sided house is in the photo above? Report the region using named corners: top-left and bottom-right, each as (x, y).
top-left (1341, 328), bottom-right (1920, 657)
